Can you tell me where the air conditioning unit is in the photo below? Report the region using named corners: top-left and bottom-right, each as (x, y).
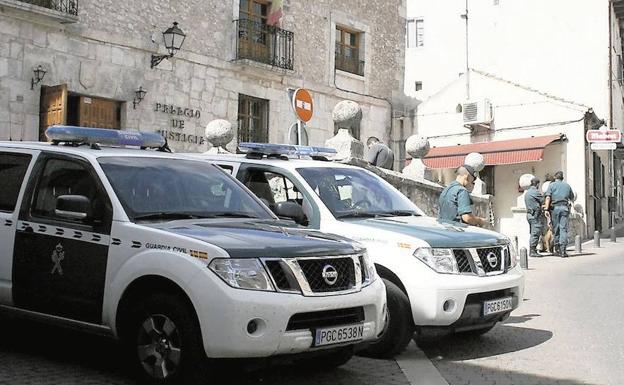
top-left (462, 99), bottom-right (493, 126)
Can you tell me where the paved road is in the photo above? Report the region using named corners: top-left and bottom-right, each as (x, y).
top-left (418, 240), bottom-right (624, 385)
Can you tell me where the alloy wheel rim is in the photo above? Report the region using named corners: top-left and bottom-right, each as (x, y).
top-left (137, 314), bottom-right (182, 379)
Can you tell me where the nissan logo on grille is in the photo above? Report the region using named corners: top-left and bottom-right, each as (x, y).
top-left (321, 264), bottom-right (338, 285)
top-left (486, 251), bottom-right (498, 268)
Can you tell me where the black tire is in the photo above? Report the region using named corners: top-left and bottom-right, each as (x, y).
top-left (359, 279), bottom-right (413, 358)
top-left (122, 292), bottom-right (211, 385)
top-left (295, 346), bottom-right (354, 370)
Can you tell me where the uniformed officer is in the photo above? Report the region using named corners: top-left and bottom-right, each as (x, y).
top-left (524, 177), bottom-right (543, 258)
top-left (438, 165), bottom-right (486, 226)
top-left (544, 171), bottom-right (575, 258)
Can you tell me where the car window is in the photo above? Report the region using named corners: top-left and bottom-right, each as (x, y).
top-left (217, 164), bottom-right (234, 174)
top-left (0, 152), bottom-right (31, 212)
top-left (98, 157), bottom-right (274, 221)
top-left (297, 167), bottom-right (424, 218)
top-left (241, 168), bottom-right (312, 226)
top-left (31, 157), bottom-right (110, 226)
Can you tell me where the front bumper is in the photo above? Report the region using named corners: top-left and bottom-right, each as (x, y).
top-left (189, 272), bottom-right (387, 358)
top-left (405, 265), bottom-right (525, 327)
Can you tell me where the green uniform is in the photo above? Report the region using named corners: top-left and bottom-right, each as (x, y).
top-left (545, 180), bottom-right (574, 250)
top-left (438, 181), bottom-right (472, 223)
top-left (524, 186), bottom-right (543, 252)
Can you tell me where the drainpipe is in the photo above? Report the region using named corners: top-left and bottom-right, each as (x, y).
top-left (608, 0), bottom-right (615, 227)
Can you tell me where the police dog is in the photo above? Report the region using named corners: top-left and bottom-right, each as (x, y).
top-left (541, 222), bottom-right (554, 254)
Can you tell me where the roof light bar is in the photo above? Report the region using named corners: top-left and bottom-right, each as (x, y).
top-left (45, 125), bottom-right (166, 149)
top-left (238, 142), bottom-right (337, 158)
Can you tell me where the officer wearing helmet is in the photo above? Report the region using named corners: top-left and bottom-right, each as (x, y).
top-left (438, 165), bottom-right (487, 226)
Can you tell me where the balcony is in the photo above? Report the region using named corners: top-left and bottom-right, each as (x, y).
top-left (0, 0), bottom-right (78, 22)
top-left (335, 50), bottom-right (364, 76)
top-left (235, 19), bottom-right (294, 71)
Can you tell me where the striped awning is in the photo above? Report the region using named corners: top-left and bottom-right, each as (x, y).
top-left (422, 134), bottom-right (565, 169)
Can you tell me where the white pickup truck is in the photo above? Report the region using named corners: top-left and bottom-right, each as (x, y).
top-left (196, 142), bottom-right (525, 358)
top-left (0, 127), bottom-right (386, 385)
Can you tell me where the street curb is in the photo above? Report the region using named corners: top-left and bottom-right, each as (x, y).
top-left (395, 341), bottom-right (449, 385)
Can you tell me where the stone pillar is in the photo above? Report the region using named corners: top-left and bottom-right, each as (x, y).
top-left (402, 135), bottom-right (433, 181)
top-left (204, 119), bottom-right (234, 154)
top-left (325, 100), bottom-right (364, 160)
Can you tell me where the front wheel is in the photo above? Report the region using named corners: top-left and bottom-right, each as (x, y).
top-left (359, 279), bottom-right (413, 358)
top-left (123, 292), bottom-right (211, 385)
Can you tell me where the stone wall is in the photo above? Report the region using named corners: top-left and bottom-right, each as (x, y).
top-left (0, 0), bottom-right (407, 152)
top-left (343, 158), bottom-right (494, 228)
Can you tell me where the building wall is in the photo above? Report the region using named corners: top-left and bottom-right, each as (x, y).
top-left (416, 71), bottom-right (592, 239)
top-left (0, 0), bottom-right (406, 153)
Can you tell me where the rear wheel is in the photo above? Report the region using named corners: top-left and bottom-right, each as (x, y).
top-left (123, 292), bottom-right (211, 385)
top-left (359, 279), bottom-right (413, 358)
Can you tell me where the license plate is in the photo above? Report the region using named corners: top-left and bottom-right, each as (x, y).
top-left (314, 323), bottom-right (364, 347)
top-left (483, 297), bottom-right (513, 316)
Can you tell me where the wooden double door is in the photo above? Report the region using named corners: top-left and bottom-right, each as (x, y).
top-left (39, 85), bottom-right (121, 141)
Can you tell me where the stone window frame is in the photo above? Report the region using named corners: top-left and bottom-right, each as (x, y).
top-left (406, 17), bottom-right (424, 49)
top-left (237, 94), bottom-right (270, 143)
top-left (329, 13), bottom-right (371, 81)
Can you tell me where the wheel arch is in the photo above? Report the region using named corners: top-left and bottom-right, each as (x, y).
top-left (115, 275), bottom-right (200, 341)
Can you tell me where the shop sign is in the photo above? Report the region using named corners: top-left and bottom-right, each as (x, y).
top-left (585, 129), bottom-right (621, 143)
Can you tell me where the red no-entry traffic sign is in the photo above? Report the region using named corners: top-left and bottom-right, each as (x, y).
top-left (292, 88), bottom-right (313, 122)
top-left (586, 129), bottom-right (622, 143)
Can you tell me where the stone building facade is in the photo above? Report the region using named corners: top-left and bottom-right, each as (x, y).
top-left (0, 0), bottom-right (407, 154)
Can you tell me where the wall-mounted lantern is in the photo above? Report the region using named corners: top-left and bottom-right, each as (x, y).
top-left (133, 86), bottom-right (147, 109)
top-left (151, 22), bottom-right (186, 69)
top-left (31, 65), bottom-right (47, 90)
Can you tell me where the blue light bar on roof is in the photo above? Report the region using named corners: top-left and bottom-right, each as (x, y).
top-left (238, 142), bottom-right (337, 158)
top-left (45, 125), bottom-right (166, 148)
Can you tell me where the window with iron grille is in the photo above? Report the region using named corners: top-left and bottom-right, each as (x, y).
top-left (335, 26), bottom-right (364, 76)
top-left (236, 0), bottom-right (294, 70)
top-left (17, 0), bottom-right (78, 16)
top-left (407, 18), bottom-right (424, 48)
top-left (238, 94), bottom-right (269, 143)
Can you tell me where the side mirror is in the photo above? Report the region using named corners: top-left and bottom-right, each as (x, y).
top-left (55, 195), bottom-right (92, 221)
top-left (273, 201), bottom-right (307, 225)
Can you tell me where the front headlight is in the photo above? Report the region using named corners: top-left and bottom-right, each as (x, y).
top-left (508, 242), bottom-right (519, 268)
top-left (209, 258), bottom-right (275, 291)
top-left (361, 252), bottom-right (377, 286)
top-left (413, 247), bottom-right (459, 274)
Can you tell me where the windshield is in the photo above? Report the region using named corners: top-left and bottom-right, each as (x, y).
top-left (297, 167), bottom-right (424, 219)
top-left (98, 157), bottom-right (274, 222)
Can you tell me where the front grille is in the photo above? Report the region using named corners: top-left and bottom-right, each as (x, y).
top-left (476, 247), bottom-right (503, 273)
top-left (297, 257), bottom-right (355, 293)
top-left (286, 307), bottom-right (365, 331)
top-left (265, 260), bottom-right (297, 291)
top-left (453, 249), bottom-right (473, 273)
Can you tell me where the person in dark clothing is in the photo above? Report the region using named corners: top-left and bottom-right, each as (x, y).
top-left (544, 171), bottom-right (575, 258)
top-left (524, 177), bottom-right (543, 258)
top-left (438, 165), bottom-right (486, 226)
top-left (366, 137), bottom-right (394, 170)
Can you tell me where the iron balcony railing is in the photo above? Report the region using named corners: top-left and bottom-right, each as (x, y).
top-left (335, 49), bottom-right (365, 76)
top-left (235, 19), bottom-right (294, 70)
top-left (17, 0), bottom-right (78, 15)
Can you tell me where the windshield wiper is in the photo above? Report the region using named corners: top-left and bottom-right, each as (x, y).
top-left (205, 212), bottom-right (260, 219)
top-left (133, 212), bottom-right (209, 221)
top-left (378, 210), bottom-right (422, 217)
top-left (335, 212), bottom-right (384, 219)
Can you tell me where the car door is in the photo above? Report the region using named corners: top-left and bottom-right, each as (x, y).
top-left (12, 152), bottom-right (113, 324)
top-left (0, 150), bottom-right (37, 305)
